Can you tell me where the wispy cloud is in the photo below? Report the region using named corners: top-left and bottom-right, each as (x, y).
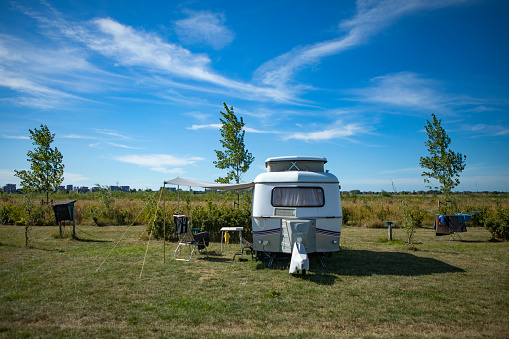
top-left (186, 123), bottom-right (277, 134)
top-left (113, 154), bottom-right (204, 174)
top-left (174, 10), bottom-right (235, 49)
top-left (2, 3), bottom-right (294, 108)
top-left (284, 121), bottom-right (368, 142)
top-left (462, 123), bottom-right (509, 137)
top-left (95, 129), bottom-right (131, 139)
top-left (0, 134), bottom-right (29, 139)
top-left (106, 142), bottom-right (142, 149)
top-left (347, 72), bottom-right (497, 113)
top-left (67, 17), bottom-right (291, 102)
top-left (61, 133), bottom-right (98, 139)
top-left (254, 0), bottom-right (469, 90)
top-left (350, 72), bottom-right (445, 110)
top-left (0, 31), bottom-right (122, 109)
top-left (186, 123), bottom-right (222, 130)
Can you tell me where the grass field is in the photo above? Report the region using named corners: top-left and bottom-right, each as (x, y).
top-left (0, 224), bottom-right (507, 338)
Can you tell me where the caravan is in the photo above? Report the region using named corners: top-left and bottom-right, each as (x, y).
top-left (251, 156), bottom-right (342, 259)
top-left (165, 156), bottom-right (343, 267)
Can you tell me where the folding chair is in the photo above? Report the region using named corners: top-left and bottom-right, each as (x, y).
top-left (173, 214), bottom-right (210, 261)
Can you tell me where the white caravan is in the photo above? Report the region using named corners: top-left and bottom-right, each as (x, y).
top-left (164, 156), bottom-right (342, 267)
top-left (251, 156), bottom-right (342, 259)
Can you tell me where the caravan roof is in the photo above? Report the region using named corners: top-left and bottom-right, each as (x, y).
top-left (265, 156), bottom-right (328, 173)
top-left (265, 156), bottom-right (327, 166)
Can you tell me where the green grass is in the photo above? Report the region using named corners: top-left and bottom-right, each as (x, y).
top-left (0, 224), bottom-right (507, 338)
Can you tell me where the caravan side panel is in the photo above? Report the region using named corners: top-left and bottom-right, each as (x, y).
top-left (252, 217), bottom-right (281, 252)
top-left (316, 218), bottom-right (341, 252)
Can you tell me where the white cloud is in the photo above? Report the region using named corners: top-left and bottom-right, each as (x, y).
top-left (351, 72), bottom-right (444, 109)
top-left (60, 134), bottom-right (98, 139)
top-left (186, 123), bottom-right (276, 134)
top-left (284, 122), bottom-right (367, 142)
top-left (254, 0), bottom-right (469, 89)
top-left (174, 10), bottom-right (235, 49)
top-left (0, 32), bottom-right (122, 109)
top-left (114, 154), bottom-right (203, 168)
top-left (186, 123), bottom-right (222, 130)
top-left (0, 134), bottom-right (29, 139)
top-left (3, 4), bottom-right (296, 105)
top-left (95, 129), bottom-right (131, 139)
top-left (462, 123), bottom-right (509, 137)
top-left (106, 142), bottom-right (142, 149)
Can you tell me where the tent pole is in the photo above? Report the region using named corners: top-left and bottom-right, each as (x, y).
top-left (163, 182), bottom-right (166, 263)
top-left (177, 185), bottom-right (180, 213)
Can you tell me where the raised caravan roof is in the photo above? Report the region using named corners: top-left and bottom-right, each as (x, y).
top-left (265, 156), bottom-right (327, 173)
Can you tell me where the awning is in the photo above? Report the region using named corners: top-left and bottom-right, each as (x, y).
top-left (164, 177), bottom-right (254, 191)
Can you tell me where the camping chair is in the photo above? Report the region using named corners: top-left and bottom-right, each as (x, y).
top-left (173, 214), bottom-right (210, 261)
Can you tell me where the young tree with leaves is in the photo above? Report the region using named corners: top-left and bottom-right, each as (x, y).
top-left (15, 124), bottom-right (65, 204)
top-left (214, 102), bottom-right (254, 184)
top-left (419, 114), bottom-right (466, 204)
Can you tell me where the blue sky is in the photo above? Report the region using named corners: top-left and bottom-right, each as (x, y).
top-left (1, 0), bottom-right (508, 192)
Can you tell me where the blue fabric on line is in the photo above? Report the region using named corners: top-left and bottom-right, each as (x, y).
top-left (454, 213), bottom-right (472, 223)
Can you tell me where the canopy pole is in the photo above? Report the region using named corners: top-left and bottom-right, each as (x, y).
top-left (189, 186), bottom-right (192, 225)
top-left (177, 185), bottom-right (180, 213)
top-left (163, 182), bottom-right (166, 263)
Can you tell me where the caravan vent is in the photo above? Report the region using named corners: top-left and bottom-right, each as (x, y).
top-left (274, 208), bottom-right (296, 217)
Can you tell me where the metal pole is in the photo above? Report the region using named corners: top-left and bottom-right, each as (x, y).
top-left (72, 204), bottom-right (76, 239)
top-left (163, 182), bottom-right (166, 263)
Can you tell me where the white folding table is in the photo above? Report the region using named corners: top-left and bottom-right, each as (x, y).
top-left (220, 227), bottom-right (243, 253)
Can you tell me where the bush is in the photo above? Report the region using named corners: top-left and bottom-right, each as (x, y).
top-left (190, 199), bottom-right (251, 242)
top-left (484, 207), bottom-right (509, 240)
top-left (0, 204), bottom-right (21, 225)
top-left (464, 206), bottom-right (489, 227)
top-left (342, 206), bottom-right (351, 225)
top-left (146, 208), bottom-right (174, 241)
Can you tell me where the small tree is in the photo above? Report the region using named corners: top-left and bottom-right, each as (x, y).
top-left (214, 102), bottom-right (254, 184)
top-left (14, 125), bottom-right (65, 204)
top-left (419, 114), bottom-right (466, 211)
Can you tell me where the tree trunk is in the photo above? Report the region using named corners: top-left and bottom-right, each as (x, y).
top-left (25, 225), bottom-right (29, 247)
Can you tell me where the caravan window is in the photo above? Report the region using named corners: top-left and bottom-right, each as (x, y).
top-left (271, 187), bottom-right (325, 207)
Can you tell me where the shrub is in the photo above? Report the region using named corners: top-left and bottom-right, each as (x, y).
top-left (0, 204), bottom-right (20, 225)
top-left (189, 199), bottom-right (251, 242)
top-left (400, 201), bottom-right (417, 245)
top-left (342, 206), bottom-right (351, 225)
top-left (484, 207), bottom-right (509, 240)
top-left (464, 206), bottom-right (489, 227)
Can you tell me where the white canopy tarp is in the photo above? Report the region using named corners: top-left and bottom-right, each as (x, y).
top-left (164, 177), bottom-right (254, 191)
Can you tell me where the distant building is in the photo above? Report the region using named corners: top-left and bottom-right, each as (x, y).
top-left (78, 186), bottom-right (89, 193)
top-left (66, 185), bottom-right (73, 192)
top-left (2, 184), bottom-right (16, 193)
top-left (91, 186), bottom-right (100, 193)
top-left (57, 186), bottom-right (65, 191)
top-left (109, 186), bottom-right (121, 191)
top-left (121, 186), bottom-right (130, 192)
